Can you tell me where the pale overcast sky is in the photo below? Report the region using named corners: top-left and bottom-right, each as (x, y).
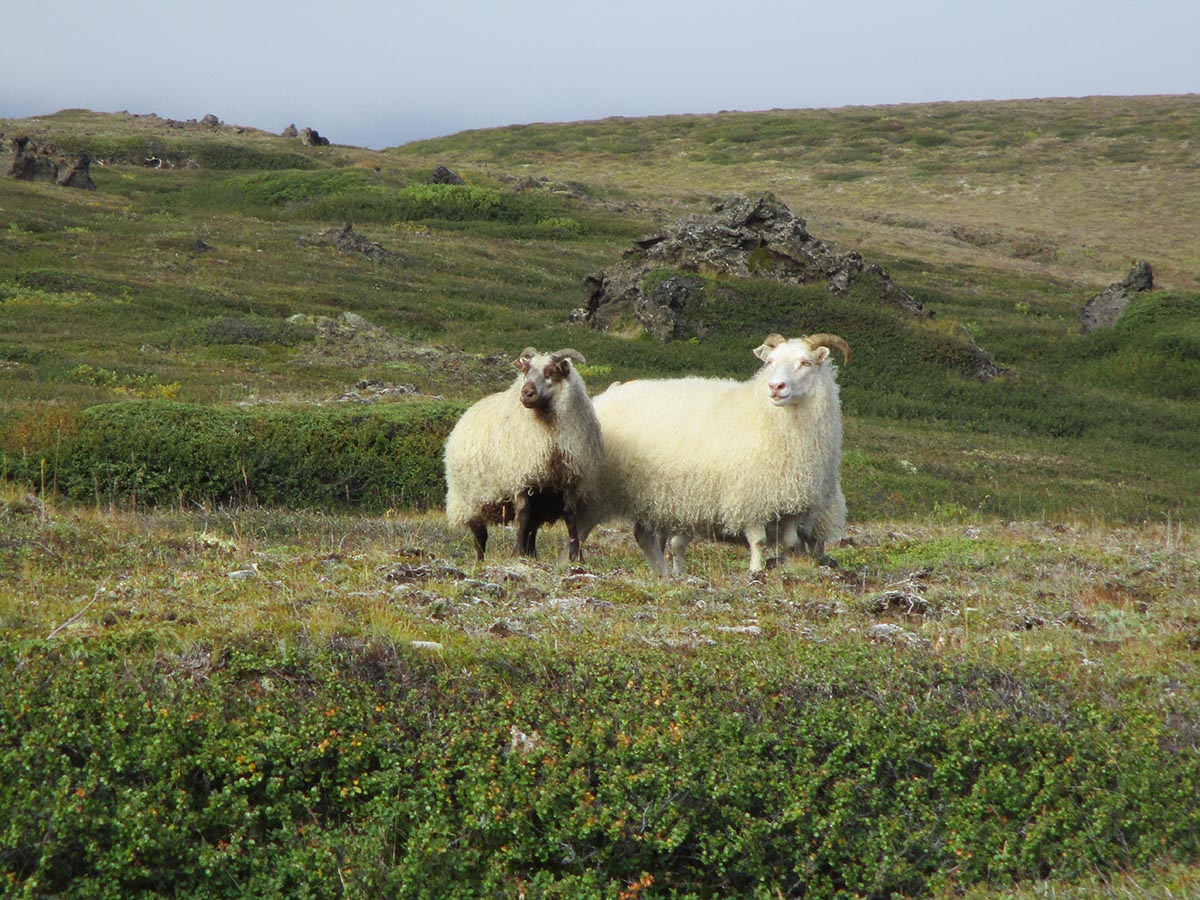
top-left (3, 0), bottom-right (1197, 149)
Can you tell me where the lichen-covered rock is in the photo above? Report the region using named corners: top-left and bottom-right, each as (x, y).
top-left (577, 193), bottom-right (928, 337)
top-left (1080, 261), bottom-right (1154, 333)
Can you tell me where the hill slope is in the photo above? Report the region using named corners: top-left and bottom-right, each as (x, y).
top-left (2, 98), bottom-right (1200, 900)
top-left (391, 94), bottom-right (1200, 291)
top-left (2, 97), bottom-right (1198, 522)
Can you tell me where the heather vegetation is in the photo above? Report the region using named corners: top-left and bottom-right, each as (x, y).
top-left (1, 97), bottom-right (1198, 898)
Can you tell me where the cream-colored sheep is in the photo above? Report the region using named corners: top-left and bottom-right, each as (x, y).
top-left (583, 333), bottom-right (849, 574)
top-left (444, 348), bottom-right (603, 561)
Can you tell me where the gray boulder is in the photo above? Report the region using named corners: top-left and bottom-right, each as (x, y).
top-left (299, 222), bottom-right (403, 264)
top-left (1080, 261), bottom-right (1154, 333)
top-left (5, 138), bottom-right (95, 190)
top-left (56, 154), bottom-right (95, 190)
top-left (5, 136), bottom-right (58, 182)
top-left (429, 165), bottom-right (466, 185)
top-left (300, 127), bottom-right (330, 147)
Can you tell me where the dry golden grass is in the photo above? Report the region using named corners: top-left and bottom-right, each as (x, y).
top-left (392, 95), bottom-right (1200, 292)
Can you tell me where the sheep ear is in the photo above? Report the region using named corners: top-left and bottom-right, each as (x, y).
top-left (513, 347), bottom-right (538, 372)
top-left (812, 347), bottom-right (830, 365)
top-left (754, 333), bottom-right (785, 361)
top-left (549, 357), bottom-right (574, 379)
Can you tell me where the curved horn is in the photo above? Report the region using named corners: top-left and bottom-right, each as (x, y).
top-left (761, 333), bottom-right (786, 349)
top-left (517, 346), bottom-right (539, 360)
top-left (552, 348), bottom-right (586, 364)
top-left (803, 333), bottom-right (851, 366)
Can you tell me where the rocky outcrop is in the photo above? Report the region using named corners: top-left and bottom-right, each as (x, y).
top-left (1080, 261), bottom-right (1154, 333)
top-left (575, 194), bottom-right (929, 339)
top-left (299, 222), bottom-right (403, 263)
top-left (574, 194), bottom-right (1006, 379)
top-left (299, 127), bottom-right (330, 147)
top-left (165, 114), bottom-right (224, 129)
top-left (5, 137), bottom-right (59, 182)
top-left (5, 137), bottom-right (94, 189)
top-left (56, 154), bottom-right (95, 189)
top-left (429, 165), bottom-right (466, 185)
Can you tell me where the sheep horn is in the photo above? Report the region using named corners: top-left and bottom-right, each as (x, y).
top-left (517, 347), bottom-right (539, 360)
top-left (803, 333), bottom-right (851, 366)
top-left (552, 348), bottom-right (586, 364)
top-left (761, 333), bottom-right (786, 349)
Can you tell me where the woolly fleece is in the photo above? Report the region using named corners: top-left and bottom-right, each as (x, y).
top-left (443, 358), bottom-right (603, 529)
top-left (587, 360), bottom-right (845, 543)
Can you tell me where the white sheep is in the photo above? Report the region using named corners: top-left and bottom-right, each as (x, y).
top-left (443, 347), bottom-right (603, 562)
top-left (582, 332), bottom-right (849, 575)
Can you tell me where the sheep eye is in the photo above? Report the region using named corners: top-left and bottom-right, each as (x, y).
top-left (799, 359), bottom-right (812, 368)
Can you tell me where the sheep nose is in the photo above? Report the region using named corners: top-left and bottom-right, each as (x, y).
top-left (520, 383), bottom-right (538, 403)
top-left (768, 380), bottom-right (786, 395)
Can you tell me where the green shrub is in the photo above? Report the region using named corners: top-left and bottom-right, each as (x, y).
top-left (2, 399), bottom-right (464, 510)
top-left (1072, 292), bottom-right (1200, 401)
top-left (178, 316), bottom-right (317, 348)
top-left (188, 174), bottom-right (569, 227)
top-left (214, 170), bottom-right (381, 207)
top-left (533, 216), bottom-right (585, 238)
top-left (67, 365), bottom-right (181, 399)
top-left (391, 183), bottom-right (503, 220)
top-left (911, 130), bottom-right (952, 147)
top-left (184, 142), bottom-right (319, 171)
top-left (2, 639), bottom-right (1197, 899)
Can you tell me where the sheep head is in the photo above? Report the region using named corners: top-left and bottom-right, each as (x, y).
top-left (752, 332), bottom-right (851, 406)
top-left (513, 348), bottom-right (584, 411)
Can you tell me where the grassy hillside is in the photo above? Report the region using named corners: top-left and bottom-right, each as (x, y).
top-left (391, 95), bottom-right (1200, 291)
top-left (3, 100), bottom-right (1199, 521)
top-left (2, 98), bottom-right (1199, 898)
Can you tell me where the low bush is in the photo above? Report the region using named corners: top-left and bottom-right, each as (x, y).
top-left (1069, 292), bottom-right (1200, 403)
top-left (1, 399), bottom-right (464, 510)
top-left (199, 170), bottom-right (381, 208)
top-left (2, 638), bottom-right (1197, 899)
top-left (176, 316), bottom-right (317, 348)
top-left (189, 173), bottom-right (570, 228)
top-left (46, 134), bottom-right (318, 171)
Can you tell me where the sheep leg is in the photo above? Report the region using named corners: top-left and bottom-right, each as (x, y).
top-left (513, 493), bottom-right (538, 558)
top-left (564, 506), bottom-right (583, 562)
top-left (779, 515), bottom-right (801, 555)
top-left (793, 516), bottom-right (821, 556)
top-left (468, 520), bottom-right (488, 561)
top-left (666, 533), bottom-right (691, 576)
top-left (794, 517), bottom-right (827, 559)
top-left (634, 522), bottom-right (670, 578)
top-left (744, 523), bottom-right (769, 573)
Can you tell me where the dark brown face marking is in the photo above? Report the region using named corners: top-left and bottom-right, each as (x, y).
top-left (520, 357), bottom-right (571, 413)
